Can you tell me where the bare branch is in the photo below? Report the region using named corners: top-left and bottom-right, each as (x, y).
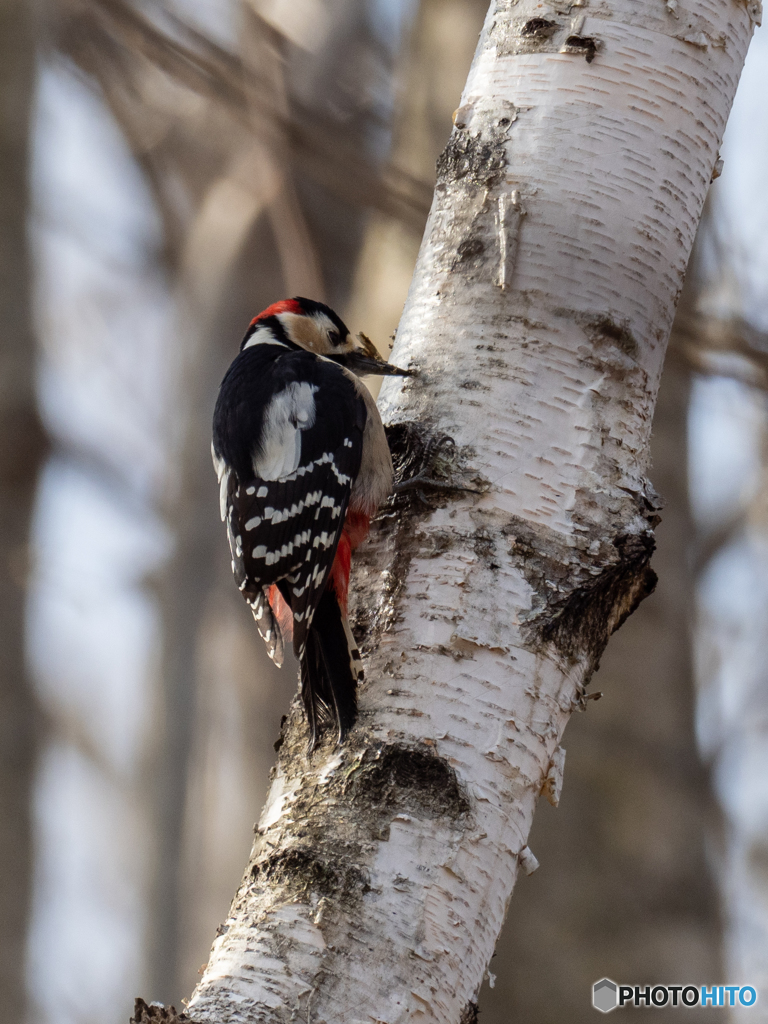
top-left (49, 0), bottom-right (433, 232)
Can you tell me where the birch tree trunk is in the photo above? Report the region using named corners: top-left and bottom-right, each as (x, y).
top-left (483, 347), bottom-right (722, 1021)
top-left (180, 4), bottom-right (758, 1023)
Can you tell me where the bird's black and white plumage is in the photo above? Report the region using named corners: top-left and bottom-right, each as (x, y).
top-left (212, 297), bottom-right (411, 747)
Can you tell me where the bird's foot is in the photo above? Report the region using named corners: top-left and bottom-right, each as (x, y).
top-left (393, 473), bottom-right (481, 496)
top-left (392, 434), bottom-right (481, 503)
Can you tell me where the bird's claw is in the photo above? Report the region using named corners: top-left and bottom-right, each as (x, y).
top-left (392, 473), bottom-right (481, 496)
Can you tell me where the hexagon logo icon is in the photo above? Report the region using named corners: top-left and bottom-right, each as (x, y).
top-left (593, 978), bottom-right (618, 1013)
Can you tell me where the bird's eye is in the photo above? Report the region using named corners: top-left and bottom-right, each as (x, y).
top-left (328, 330), bottom-right (342, 346)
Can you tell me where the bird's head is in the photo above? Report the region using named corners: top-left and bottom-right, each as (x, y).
top-left (242, 297), bottom-right (413, 377)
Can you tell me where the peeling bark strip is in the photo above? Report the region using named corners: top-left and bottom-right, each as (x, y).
top-left (131, 998), bottom-right (193, 1024)
top-left (185, 4), bottom-right (755, 1024)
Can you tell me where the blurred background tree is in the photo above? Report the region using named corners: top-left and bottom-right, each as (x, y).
top-left (0, 1), bottom-right (47, 1020)
top-left (5, 0), bottom-right (768, 1021)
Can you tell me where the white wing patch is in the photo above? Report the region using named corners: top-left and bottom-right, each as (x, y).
top-left (253, 381), bottom-right (319, 481)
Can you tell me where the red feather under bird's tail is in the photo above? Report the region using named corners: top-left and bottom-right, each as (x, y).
top-left (267, 584), bottom-right (294, 643)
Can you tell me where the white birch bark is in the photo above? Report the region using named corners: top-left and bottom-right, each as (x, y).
top-left (181, 3), bottom-right (758, 1023)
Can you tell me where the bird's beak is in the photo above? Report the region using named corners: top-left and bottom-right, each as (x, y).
top-left (342, 351), bottom-right (414, 377)
top-left (340, 332), bottom-right (414, 377)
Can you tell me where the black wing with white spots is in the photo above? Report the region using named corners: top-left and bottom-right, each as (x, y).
top-left (213, 343), bottom-right (365, 664)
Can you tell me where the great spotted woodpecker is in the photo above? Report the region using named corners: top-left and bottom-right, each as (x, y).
top-left (212, 297), bottom-right (411, 748)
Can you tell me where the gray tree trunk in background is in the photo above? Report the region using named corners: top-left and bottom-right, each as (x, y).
top-left (346, 0), bottom-right (489, 345)
top-left (0, 0), bottom-right (46, 1017)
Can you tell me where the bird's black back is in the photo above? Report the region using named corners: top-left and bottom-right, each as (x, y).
top-left (212, 342), bottom-right (366, 675)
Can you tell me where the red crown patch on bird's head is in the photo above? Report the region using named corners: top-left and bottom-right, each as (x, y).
top-left (249, 298), bottom-right (303, 327)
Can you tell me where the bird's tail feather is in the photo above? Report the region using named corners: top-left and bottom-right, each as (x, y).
top-left (248, 588), bottom-right (285, 668)
top-left (300, 588), bottom-right (362, 750)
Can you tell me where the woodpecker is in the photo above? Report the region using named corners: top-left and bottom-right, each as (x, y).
top-left (212, 297), bottom-right (411, 749)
